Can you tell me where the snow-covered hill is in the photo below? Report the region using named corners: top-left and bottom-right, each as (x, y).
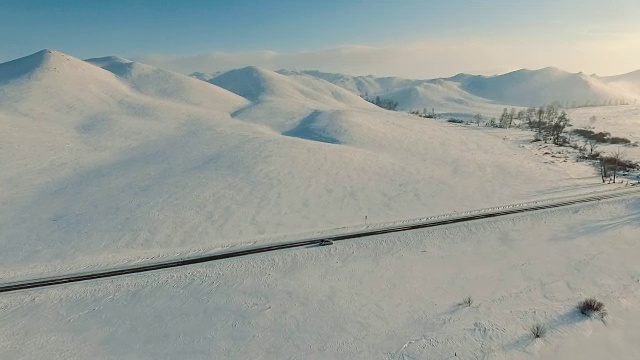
top-left (209, 66), bottom-right (377, 132)
top-left (88, 57), bottom-right (248, 112)
top-left (457, 67), bottom-right (634, 107)
top-left (276, 69), bottom-right (508, 117)
top-left (282, 67), bottom-right (640, 117)
top-left (84, 55), bottom-right (132, 68)
top-left (0, 50), bottom-right (604, 277)
top-left (277, 69), bottom-right (420, 96)
top-left (211, 66), bottom-right (371, 106)
top-left (600, 70), bottom-right (640, 97)
top-left (381, 80), bottom-right (510, 118)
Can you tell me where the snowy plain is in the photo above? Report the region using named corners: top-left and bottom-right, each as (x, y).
top-left (1, 196), bottom-right (639, 360)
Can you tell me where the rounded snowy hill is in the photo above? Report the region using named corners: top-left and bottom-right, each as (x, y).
top-left (296, 67), bottom-right (640, 117)
top-left (209, 66), bottom-right (378, 133)
top-left (88, 56), bottom-right (249, 112)
top-left (0, 50), bottom-right (131, 108)
top-left (279, 69), bottom-right (419, 96)
top-left (382, 79), bottom-right (509, 117)
top-left (459, 67), bottom-right (634, 107)
top-left (0, 50), bottom-right (248, 116)
top-left (211, 66), bottom-right (373, 107)
top-left (600, 69), bottom-right (640, 96)
top-left (84, 55), bottom-right (132, 67)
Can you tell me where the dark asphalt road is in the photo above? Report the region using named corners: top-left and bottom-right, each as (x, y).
top-left (1, 188), bottom-right (638, 293)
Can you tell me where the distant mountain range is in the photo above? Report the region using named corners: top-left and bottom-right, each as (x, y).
top-left (253, 67), bottom-right (640, 117)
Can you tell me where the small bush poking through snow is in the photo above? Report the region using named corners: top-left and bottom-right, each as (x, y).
top-left (578, 298), bottom-right (606, 317)
top-left (461, 296), bottom-right (473, 307)
top-left (530, 323), bottom-right (546, 339)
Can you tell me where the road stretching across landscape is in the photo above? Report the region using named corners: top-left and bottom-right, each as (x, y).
top-left (2, 187), bottom-right (639, 293)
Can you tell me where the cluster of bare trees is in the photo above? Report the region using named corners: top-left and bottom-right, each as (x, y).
top-left (476, 108), bottom-right (520, 128)
top-left (598, 148), bottom-right (631, 183)
top-left (409, 108), bottom-right (436, 118)
top-left (475, 104), bottom-right (637, 183)
top-left (498, 108), bottom-right (519, 129)
top-left (482, 105), bottom-right (572, 146)
top-left (572, 131), bottom-right (636, 183)
top-left (516, 105), bottom-right (571, 145)
top-left (365, 96), bottom-right (399, 111)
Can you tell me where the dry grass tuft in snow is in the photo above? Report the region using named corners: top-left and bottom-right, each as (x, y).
top-left (460, 296), bottom-right (473, 307)
top-left (578, 298), bottom-right (607, 319)
top-left (530, 323), bottom-right (547, 339)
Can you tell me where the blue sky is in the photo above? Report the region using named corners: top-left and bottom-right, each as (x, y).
top-left (2, 0), bottom-right (640, 77)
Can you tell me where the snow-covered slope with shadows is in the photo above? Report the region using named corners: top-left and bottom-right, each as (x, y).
top-left (287, 67), bottom-right (640, 116)
top-left (211, 66), bottom-right (371, 106)
top-left (458, 67), bottom-right (635, 107)
top-left (209, 66), bottom-right (378, 133)
top-left (88, 57), bottom-right (247, 112)
top-left (278, 69), bottom-right (420, 96)
top-left (1, 50), bottom-right (603, 276)
top-left (382, 79), bottom-right (511, 118)
top-left (84, 55), bottom-right (132, 68)
top-left (601, 70), bottom-right (640, 97)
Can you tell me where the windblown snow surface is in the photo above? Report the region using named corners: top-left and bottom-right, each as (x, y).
top-left (1, 196), bottom-right (639, 360)
top-left (0, 50), bottom-right (616, 278)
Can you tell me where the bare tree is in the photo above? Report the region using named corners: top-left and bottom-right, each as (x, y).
top-left (499, 108), bottom-right (509, 128)
top-left (516, 109), bottom-right (525, 126)
top-left (535, 107), bottom-right (546, 136)
top-left (549, 111), bottom-right (570, 145)
top-left (545, 105), bottom-right (559, 122)
top-left (525, 107), bottom-right (536, 128)
top-left (610, 148), bottom-right (626, 183)
top-left (474, 113), bottom-right (483, 126)
top-left (586, 138), bottom-right (599, 155)
top-left (600, 157), bottom-right (608, 183)
top-left (508, 108), bottom-right (517, 128)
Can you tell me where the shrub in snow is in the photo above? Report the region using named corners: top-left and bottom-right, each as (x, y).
top-left (530, 323), bottom-right (546, 339)
top-left (461, 296), bottom-right (473, 307)
top-left (578, 298), bottom-right (606, 318)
